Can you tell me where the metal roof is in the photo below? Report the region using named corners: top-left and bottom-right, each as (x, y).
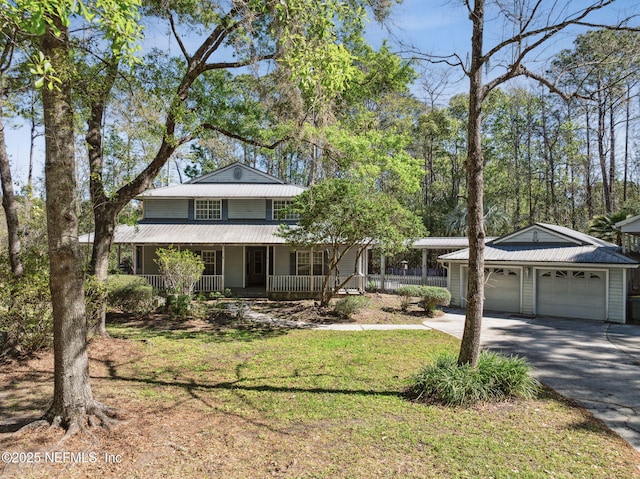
top-left (80, 223), bottom-right (290, 245)
top-left (617, 214), bottom-right (640, 234)
top-left (412, 237), bottom-right (496, 250)
top-left (438, 223), bottom-right (637, 266)
top-left (439, 244), bottom-right (637, 265)
top-left (136, 183), bottom-right (306, 199)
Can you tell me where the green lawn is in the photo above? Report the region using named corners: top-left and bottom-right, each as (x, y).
top-left (1, 321), bottom-right (638, 479)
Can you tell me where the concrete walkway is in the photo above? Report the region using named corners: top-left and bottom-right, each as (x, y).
top-left (427, 309), bottom-right (640, 452)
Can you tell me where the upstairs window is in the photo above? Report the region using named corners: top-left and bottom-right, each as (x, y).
top-left (195, 199), bottom-right (221, 220)
top-left (273, 200), bottom-right (297, 221)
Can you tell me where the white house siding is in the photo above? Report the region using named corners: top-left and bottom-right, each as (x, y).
top-left (335, 248), bottom-right (363, 276)
top-left (228, 199), bottom-right (266, 220)
top-left (224, 246), bottom-right (244, 287)
top-left (609, 268), bottom-right (625, 323)
top-left (522, 272), bottom-right (535, 315)
top-left (272, 246), bottom-right (291, 275)
top-left (144, 199), bottom-right (189, 219)
top-left (445, 264), bottom-right (463, 307)
top-left (142, 245), bottom-right (160, 274)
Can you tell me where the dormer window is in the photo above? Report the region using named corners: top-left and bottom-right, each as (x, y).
top-left (195, 199), bottom-right (221, 220)
top-left (273, 200), bottom-right (297, 221)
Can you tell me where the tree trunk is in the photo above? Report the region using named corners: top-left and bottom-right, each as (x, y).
top-left (458, 0), bottom-right (486, 368)
top-left (585, 105), bottom-right (593, 218)
top-left (41, 18), bottom-right (108, 431)
top-left (0, 94), bottom-right (23, 278)
top-left (88, 209), bottom-right (117, 336)
top-left (623, 84), bottom-right (630, 203)
top-left (596, 91), bottom-right (612, 213)
top-left (608, 102), bottom-right (616, 211)
top-left (85, 62), bottom-right (118, 336)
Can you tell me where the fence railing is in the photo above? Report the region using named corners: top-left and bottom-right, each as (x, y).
top-left (366, 274), bottom-right (447, 290)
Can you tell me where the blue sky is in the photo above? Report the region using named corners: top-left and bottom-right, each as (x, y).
top-left (7, 0), bottom-right (640, 185)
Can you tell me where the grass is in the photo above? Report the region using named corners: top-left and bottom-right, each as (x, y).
top-left (0, 320), bottom-right (639, 479)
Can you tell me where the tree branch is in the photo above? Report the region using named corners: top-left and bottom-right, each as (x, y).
top-left (200, 123), bottom-right (291, 149)
top-left (482, 0), bottom-right (618, 63)
top-left (202, 53), bottom-right (276, 71)
top-left (168, 11), bottom-right (190, 62)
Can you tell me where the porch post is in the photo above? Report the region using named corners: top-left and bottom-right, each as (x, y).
top-left (222, 245), bottom-right (225, 290)
top-left (421, 249), bottom-right (428, 285)
top-left (266, 245), bottom-right (270, 292)
top-left (380, 254), bottom-right (386, 291)
top-left (132, 244), bottom-right (137, 275)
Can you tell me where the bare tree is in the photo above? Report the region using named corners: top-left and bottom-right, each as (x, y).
top-left (0, 26), bottom-right (23, 278)
top-left (411, 0), bottom-right (639, 366)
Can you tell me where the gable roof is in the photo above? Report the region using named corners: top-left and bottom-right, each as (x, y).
top-left (439, 223), bottom-right (637, 266)
top-left (136, 162), bottom-right (306, 199)
top-left (491, 222), bottom-right (615, 247)
top-left (188, 162), bottom-right (285, 184)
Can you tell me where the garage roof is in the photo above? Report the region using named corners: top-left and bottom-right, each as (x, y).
top-left (439, 223), bottom-right (638, 266)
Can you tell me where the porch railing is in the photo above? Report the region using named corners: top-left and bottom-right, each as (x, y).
top-left (140, 274), bottom-right (223, 292)
top-left (267, 274), bottom-right (365, 293)
top-left (366, 274), bottom-right (447, 290)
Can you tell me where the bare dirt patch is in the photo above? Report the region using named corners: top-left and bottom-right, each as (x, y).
top-left (252, 292), bottom-right (440, 325)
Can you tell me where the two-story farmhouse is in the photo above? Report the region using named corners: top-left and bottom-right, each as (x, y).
top-left (102, 162), bottom-right (367, 297)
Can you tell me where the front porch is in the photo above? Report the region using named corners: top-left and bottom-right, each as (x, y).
top-left (139, 273), bottom-right (366, 296)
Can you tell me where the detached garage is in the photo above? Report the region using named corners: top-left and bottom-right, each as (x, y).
top-left (439, 223), bottom-right (639, 323)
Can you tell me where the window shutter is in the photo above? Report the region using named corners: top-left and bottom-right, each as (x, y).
top-left (216, 250), bottom-right (222, 275)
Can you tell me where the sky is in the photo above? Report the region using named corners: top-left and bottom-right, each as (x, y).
top-left (6, 0), bottom-right (640, 186)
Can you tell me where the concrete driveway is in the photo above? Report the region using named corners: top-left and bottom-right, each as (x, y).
top-left (426, 309), bottom-right (640, 452)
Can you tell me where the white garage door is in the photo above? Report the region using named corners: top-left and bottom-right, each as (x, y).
top-left (483, 268), bottom-right (521, 313)
top-left (536, 269), bottom-right (606, 320)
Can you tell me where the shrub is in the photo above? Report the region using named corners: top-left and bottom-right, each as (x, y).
top-left (409, 351), bottom-right (541, 406)
top-left (417, 286), bottom-right (451, 313)
top-left (0, 273), bottom-right (53, 356)
top-left (333, 295), bottom-right (370, 319)
top-left (396, 286), bottom-right (422, 312)
top-left (166, 294), bottom-right (192, 318)
top-left (85, 276), bottom-right (108, 330)
top-left (395, 285), bottom-right (450, 314)
top-left (155, 247), bottom-right (204, 296)
top-left (106, 275), bottom-right (154, 314)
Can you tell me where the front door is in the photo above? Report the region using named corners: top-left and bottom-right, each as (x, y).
top-left (246, 247), bottom-right (267, 286)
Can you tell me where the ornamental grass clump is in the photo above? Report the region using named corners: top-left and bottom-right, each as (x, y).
top-left (409, 351), bottom-right (540, 406)
top-left (333, 295), bottom-right (370, 319)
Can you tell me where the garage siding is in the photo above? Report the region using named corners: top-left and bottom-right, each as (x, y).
top-left (447, 265), bottom-right (463, 307)
top-left (522, 272), bottom-right (534, 315)
top-left (608, 268), bottom-right (625, 323)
